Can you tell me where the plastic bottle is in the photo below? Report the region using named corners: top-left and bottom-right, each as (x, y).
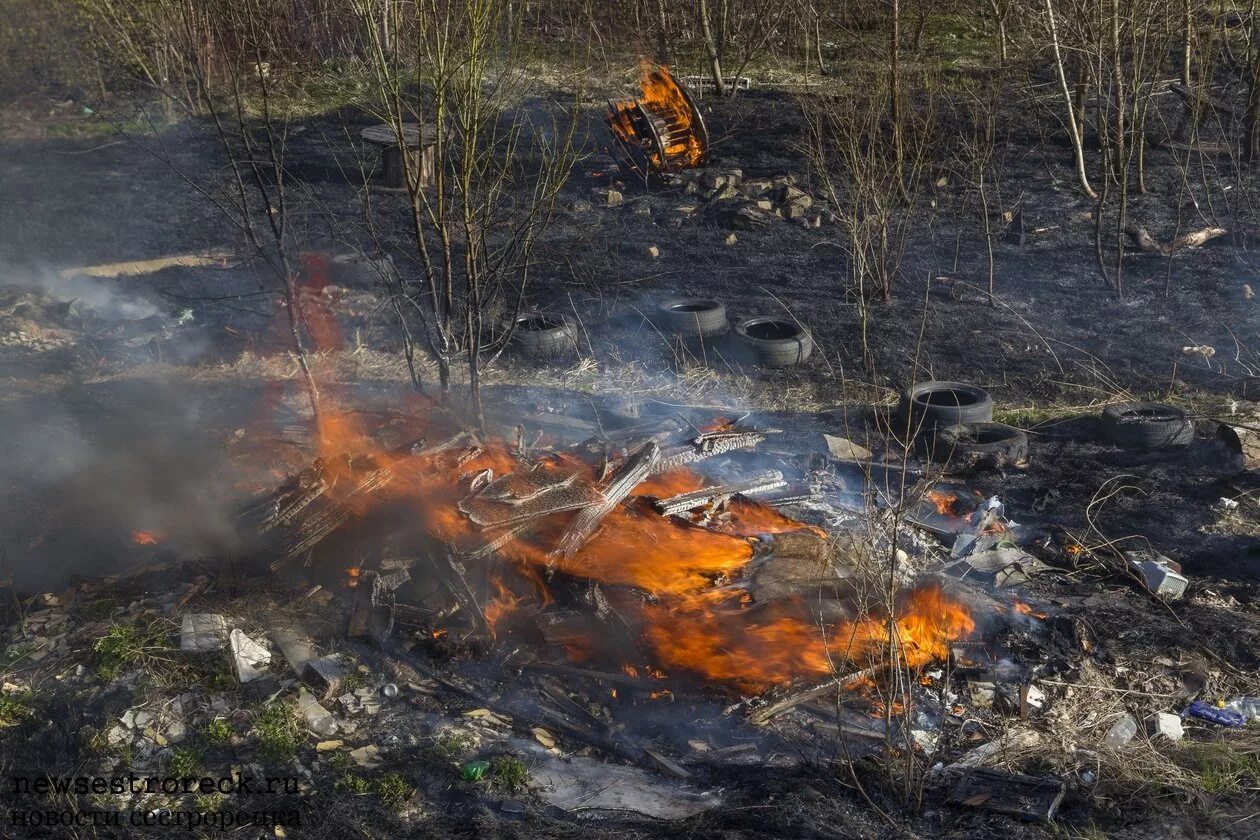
top-left (1225, 697), bottom-right (1260, 721)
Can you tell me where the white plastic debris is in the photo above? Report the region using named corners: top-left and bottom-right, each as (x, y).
top-left (180, 614), bottom-right (227, 652)
top-left (1219, 497), bottom-right (1240, 511)
top-left (1105, 714), bottom-right (1138, 747)
top-left (1124, 550), bottom-right (1188, 600)
top-left (229, 629), bottom-right (270, 683)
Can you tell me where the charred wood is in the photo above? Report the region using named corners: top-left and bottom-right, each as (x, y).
top-left (550, 440), bottom-right (661, 562)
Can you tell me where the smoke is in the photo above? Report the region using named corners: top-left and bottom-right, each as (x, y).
top-left (0, 375), bottom-right (252, 591)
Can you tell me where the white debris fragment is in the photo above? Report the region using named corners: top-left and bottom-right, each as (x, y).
top-left (180, 614), bottom-right (227, 652)
top-left (229, 629), bottom-right (270, 683)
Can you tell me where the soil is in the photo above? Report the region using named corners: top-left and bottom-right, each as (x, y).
top-left (2, 83), bottom-right (1260, 839)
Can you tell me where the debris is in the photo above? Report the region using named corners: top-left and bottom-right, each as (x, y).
top-left (1147, 712), bottom-right (1184, 741)
top-left (648, 245), bottom-right (660, 259)
top-left (1125, 550), bottom-right (1188, 599)
top-left (303, 655), bottom-right (353, 700)
top-left (1218, 424), bottom-right (1260, 472)
top-left (1125, 224), bottom-right (1227, 255)
top-left (948, 768), bottom-right (1066, 823)
top-left (380, 683), bottom-right (399, 699)
top-left (550, 440), bottom-right (660, 561)
top-left (269, 625), bottom-right (315, 675)
top-left (295, 688), bottom-right (339, 737)
top-left (1225, 696), bottom-right (1260, 721)
top-left (350, 745), bottom-right (383, 768)
top-left (229, 629), bottom-right (270, 683)
top-left (461, 760), bottom-right (490, 781)
top-left (725, 233), bottom-right (737, 246)
top-left (1105, 714), bottom-right (1138, 747)
top-left (531, 727), bottom-right (556, 749)
top-left (529, 756), bottom-right (721, 820)
top-left (180, 614), bottom-right (227, 652)
top-left (653, 469), bottom-right (786, 516)
top-left (822, 434), bottom-right (873, 462)
top-left (1183, 700), bottom-right (1246, 727)
top-left (315, 740), bottom-right (343, 752)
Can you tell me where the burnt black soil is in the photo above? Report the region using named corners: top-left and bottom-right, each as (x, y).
top-left (3, 87), bottom-right (1260, 839)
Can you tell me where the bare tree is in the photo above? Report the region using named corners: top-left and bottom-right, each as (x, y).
top-left (354, 0), bottom-right (581, 430)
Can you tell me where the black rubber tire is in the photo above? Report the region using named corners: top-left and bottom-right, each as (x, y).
top-left (925, 422), bottom-right (1030, 467)
top-left (656, 298), bottom-right (728, 337)
top-left (898, 381), bottom-right (994, 431)
top-left (1100, 402), bottom-right (1194, 448)
top-left (510, 313), bottom-right (574, 361)
top-left (734, 317), bottom-right (813, 367)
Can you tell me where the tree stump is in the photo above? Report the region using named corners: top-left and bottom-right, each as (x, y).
top-left (361, 124), bottom-right (438, 190)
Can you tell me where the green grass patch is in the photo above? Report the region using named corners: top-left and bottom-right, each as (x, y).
top-left (92, 621), bottom-right (168, 680)
top-left (489, 755), bottom-right (528, 793)
top-left (253, 702), bottom-right (301, 764)
top-left (200, 718), bottom-right (233, 749)
top-left (166, 745), bottom-right (203, 778)
top-left (0, 690), bottom-right (35, 727)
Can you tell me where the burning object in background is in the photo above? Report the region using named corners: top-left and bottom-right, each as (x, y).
top-left (606, 64), bottom-right (709, 181)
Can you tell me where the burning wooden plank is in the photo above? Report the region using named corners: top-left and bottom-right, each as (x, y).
top-left (550, 440), bottom-right (661, 562)
top-left (270, 464), bottom-right (394, 570)
top-left (653, 470), bottom-right (786, 516)
top-left (655, 430), bottom-right (764, 473)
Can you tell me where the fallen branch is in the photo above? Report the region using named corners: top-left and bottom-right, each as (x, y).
top-left (550, 440), bottom-right (660, 562)
top-left (1125, 225), bottom-right (1227, 256)
top-left (747, 665), bottom-right (881, 725)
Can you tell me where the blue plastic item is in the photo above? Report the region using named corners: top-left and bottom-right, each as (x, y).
top-left (1183, 701), bottom-right (1246, 727)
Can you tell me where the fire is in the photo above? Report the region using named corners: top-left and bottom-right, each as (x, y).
top-left (1012, 599), bottom-right (1047, 620)
top-left (644, 582), bottom-right (975, 691)
top-left (925, 489), bottom-right (961, 517)
top-left (245, 391), bottom-right (975, 691)
top-left (606, 63), bottom-right (708, 177)
top-left (131, 531), bottom-right (162, 546)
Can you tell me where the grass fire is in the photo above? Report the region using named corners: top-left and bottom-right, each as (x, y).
top-left (5, 2), bottom-right (1260, 838)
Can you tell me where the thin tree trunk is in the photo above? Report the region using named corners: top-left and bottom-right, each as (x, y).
top-left (698, 0), bottom-right (726, 96)
top-left (1046, 0), bottom-right (1098, 197)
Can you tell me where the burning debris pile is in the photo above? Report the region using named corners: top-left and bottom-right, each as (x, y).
top-left (606, 64), bottom-right (708, 181)
top-left (234, 404), bottom-right (978, 694)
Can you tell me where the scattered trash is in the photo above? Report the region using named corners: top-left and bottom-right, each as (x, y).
top-left (303, 654), bottom-right (352, 699)
top-left (1183, 700), bottom-right (1246, 727)
top-left (529, 756), bottom-right (721, 820)
top-left (822, 434), bottom-right (873, 462)
top-left (948, 768), bottom-right (1066, 823)
top-left (1225, 696), bottom-right (1260, 721)
top-left (461, 760), bottom-right (490, 781)
top-left (180, 614), bottom-right (227, 652)
top-left (295, 687), bottom-right (339, 737)
top-left (228, 629), bottom-right (270, 683)
top-left (380, 682), bottom-right (399, 699)
top-left (1104, 714), bottom-right (1138, 747)
top-left (1125, 550), bottom-right (1188, 599)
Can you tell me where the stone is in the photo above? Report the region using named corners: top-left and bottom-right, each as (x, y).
top-left (754, 199), bottom-right (774, 211)
top-left (229, 629), bottom-right (270, 683)
top-left (728, 206), bottom-right (772, 231)
top-left (707, 184), bottom-right (741, 203)
top-left (180, 614), bottom-right (227, 652)
top-left (725, 234), bottom-right (737, 246)
top-left (743, 178), bottom-right (773, 196)
top-left (350, 745), bottom-right (382, 769)
top-left (315, 739), bottom-right (344, 752)
top-left (1147, 712), bottom-right (1184, 741)
top-left (647, 245), bottom-right (660, 259)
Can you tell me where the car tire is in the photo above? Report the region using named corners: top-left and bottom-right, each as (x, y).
top-left (733, 317), bottom-right (813, 367)
top-left (1100, 402), bottom-right (1194, 448)
top-left (898, 381), bottom-right (994, 432)
top-left (925, 422), bottom-right (1030, 468)
top-left (511, 313), bottom-right (574, 361)
top-left (656, 298), bottom-right (728, 337)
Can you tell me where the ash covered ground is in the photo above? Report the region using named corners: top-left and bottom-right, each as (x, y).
top-left (1, 82), bottom-right (1260, 840)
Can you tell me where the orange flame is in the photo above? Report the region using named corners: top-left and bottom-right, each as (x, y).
top-left (609, 63), bottom-right (707, 171)
top-left (926, 489), bottom-right (961, 517)
top-left (131, 531), bottom-right (162, 546)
